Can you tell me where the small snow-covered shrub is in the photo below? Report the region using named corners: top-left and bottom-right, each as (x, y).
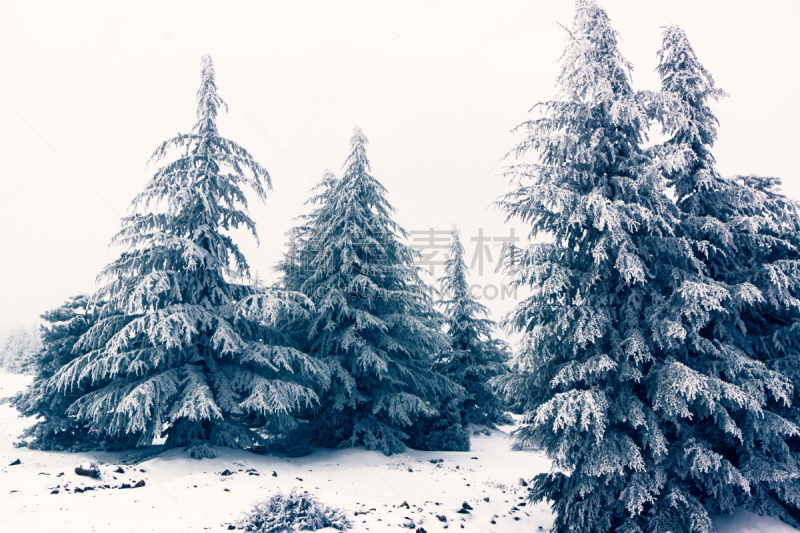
top-left (236, 489), bottom-right (352, 532)
top-left (185, 443), bottom-right (217, 460)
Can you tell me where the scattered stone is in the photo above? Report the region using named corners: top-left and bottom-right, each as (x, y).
top-left (228, 526), bottom-right (235, 530)
top-left (519, 502), bottom-right (526, 506)
top-left (296, 477), bottom-right (303, 481)
top-left (490, 519), bottom-right (496, 524)
top-left (484, 497), bottom-right (490, 502)
top-left (74, 488), bottom-right (84, 493)
top-left (271, 471), bottom-right (277, 477)
top-left (436, 515), bottom-right (447, 522)
top-left (140, 469), bottom-right (146, 473)
top-left (75, 463), bottom-right (101, 479)
top-left (402, 517), bottom-right (415, 529)
top-left (134, 480), bottom-right (145, 488)
top-left (400, 501), bottom-right (410, 509)
top-left (248, 472), bottom-right (259, 476)
top-left (470, 457), bottom-right (478, 460)
top-left (462, 502), bottom-right (473, 510)
top-left (114, 466), bottom-right (124, 474)
top-left (84, 487), bottom-right (94, 491)
top-left (514, 516), bottom-right (520, 521)
top-left (50, 490), bottom-right (59, 494)
top-left (429, 458), bottom-right (443, 464)
top-left (246, 468), bottom-right (257, 473)
top-left (416, 528), bottom-right (427, 533)
top-left (519, 478), bottom-right (528, 487)
top-left (8, 459), bottom-right (21, 466)
top-left (219, 469), bottom-right (235, 476)
top-left (408, 467), bottom-right (413, 472)
top-left (223, 488), bottom-right (230, 492)
top-left (38, 472), bottom-right (49, 475)
top-left (354, 511), bottom-right (368, 516)
top-left (57, 473), bottom-right (64, 477)
top-left (119, 483), bottom-right (132, 489)
top-left (457, 509), bottom-right (470, 515)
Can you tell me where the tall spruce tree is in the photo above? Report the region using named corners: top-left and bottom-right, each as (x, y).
top-left (656, 25), bottom-right (800, 524)
top-left (433, 226), bottom-right (510, 427)
top-left (493, 2), bottom-right (797, 532)
top-left (50, 56), bottom-right (329, 450)
top-left (279, 128), bottom-right (459, 455)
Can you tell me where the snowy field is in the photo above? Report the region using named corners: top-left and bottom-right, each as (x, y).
top-left (0, 371), bottom-right (795, 533)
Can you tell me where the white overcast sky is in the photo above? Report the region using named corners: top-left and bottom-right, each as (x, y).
top-left (0, 0), bottom-right (798, 335)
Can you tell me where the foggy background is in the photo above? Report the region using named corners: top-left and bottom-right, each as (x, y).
top-left (0, 0), bottom-right (798, 338)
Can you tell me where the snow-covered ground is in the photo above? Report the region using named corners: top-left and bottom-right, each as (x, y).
top-left (0, 371), bottom-right (796, 533)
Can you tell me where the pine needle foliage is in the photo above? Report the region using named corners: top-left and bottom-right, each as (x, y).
top-left (433, 226), bottom-right (510, 427)
top-left (655, 24), bottom-right (800, 525)
top-left (492, 2), bottom-right (799, 532)
top-left (49, 56), bottom-right (329, 450)
top-left (278, 128), bottom-right (460, 455)
top-left (10, 295), bottom-right (138, 451)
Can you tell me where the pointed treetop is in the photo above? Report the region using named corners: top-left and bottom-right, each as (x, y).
top-left (657, 25), bottom-right (727, 160)
top-left (344, 126), bottom-right (371, 175)
top-left (558, 0), bottom-right (633, 102)
top-left (196, 55), bottom-right (228, 132)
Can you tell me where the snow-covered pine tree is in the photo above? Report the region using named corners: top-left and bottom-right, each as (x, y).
top-left (0, 323), bottom-right (41, 374)
top-left (280, 128), bottom-right (460, 455)
top-left (432, 226), bottom-right (510, 427)
top-left (10, 295), bottom-right (138, 450)
top-left (50, 56), bottom-right (329, 450)
top-left (409, 226), bottom-right (510, 451)
top-left (492, 2), bottom-right (797, 532)
top-left (655, 25), bottom-right (800, 524)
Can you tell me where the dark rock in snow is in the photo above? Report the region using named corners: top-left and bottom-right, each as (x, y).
top-left (8, 459), bottom-right (21, 466)
top-left (484, 497), bottom-right (490, 502)
top-left (416, 528), bottom-right (427, 533)
top-left (134, 480), bottom-right (145, 488)
top-left (470, 457), bottom-right (478, 460)
top-left (227, 526), bottom-right (235, 530)
top-left (296, 477), bottom-right (303, 481)
top-left (462, 502), bottom-right (473, 510)
top-left (436, 515), bottom-right (447, 522)
top-left (219, 469), bottom-right (235, 476)
top-left (74, 488), bottom-right (84, 493)
top-left (400, 501), bottom-right (410, 509)
top-left (119, 484), bottom-right (132, 489)
top-left (248, 472), bottom-right (259, 476)
top-left (50, 490), bottom-right (59, 494)
top-left (223, 488), bottom-right (230, 492)
top-left (75, 463), bottom-right (101, 479)
top-left (114, 466), bottom-right (124, 474)
top-left (457, 509), bottom-right (470, 515)
top-left (490, 519), bottom-right (496, 524)
top-left (271, 471), bottom-right (277, 477)
top-left (519, 478), bottom-right (528, 487)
